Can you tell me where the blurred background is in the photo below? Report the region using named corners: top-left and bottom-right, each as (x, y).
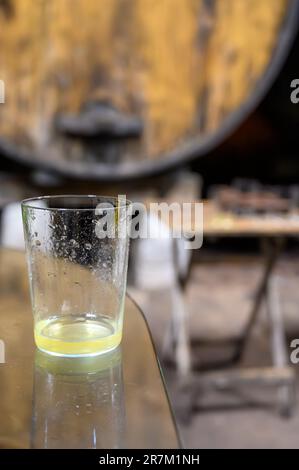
top-left (2, 0), bottom-right (299, 448)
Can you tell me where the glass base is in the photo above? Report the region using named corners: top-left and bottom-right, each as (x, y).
top-left (36, 343), bottom-right (120, 358)
top-left (34, 316), bottom-right (122, 357)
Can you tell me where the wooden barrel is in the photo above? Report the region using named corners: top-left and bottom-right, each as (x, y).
top-left (0, 0), bottom-right (298, 181)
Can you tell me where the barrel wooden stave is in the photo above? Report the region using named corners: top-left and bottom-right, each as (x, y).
top-left (0, 0), bottom-right (293, 178)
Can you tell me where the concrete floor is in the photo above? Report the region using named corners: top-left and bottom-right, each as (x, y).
top-left (129, 252), bottom-right (299, 449)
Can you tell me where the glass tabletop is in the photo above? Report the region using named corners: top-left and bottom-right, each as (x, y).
top-left (0, 249), bottom-right (180, 449)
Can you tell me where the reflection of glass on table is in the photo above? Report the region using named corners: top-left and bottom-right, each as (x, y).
top-left (31, 348), bottom-right (124, 449)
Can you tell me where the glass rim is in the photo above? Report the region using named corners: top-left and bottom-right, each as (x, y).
top-left (21, 195), bottom-right (132, 212)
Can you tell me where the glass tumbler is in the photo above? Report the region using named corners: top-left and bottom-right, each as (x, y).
top-left (22, 195), bottom-right (130, 357)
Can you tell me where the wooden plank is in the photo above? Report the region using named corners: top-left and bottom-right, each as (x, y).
top-left (194, 366), bottom-right (295, 390)
top-left (144, 198), bottom-right (299, 237)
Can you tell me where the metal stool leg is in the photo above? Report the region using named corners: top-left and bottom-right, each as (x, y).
top-left (266, 273), bottom-right (296, 417)
top-left (233, 237), bottom-right (283, 363)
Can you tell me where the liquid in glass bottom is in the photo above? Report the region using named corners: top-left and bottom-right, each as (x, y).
top-left (34, 315), bottom-right (122, 357)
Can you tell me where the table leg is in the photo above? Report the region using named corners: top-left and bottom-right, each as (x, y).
top-left (163, 238), bottom-right (195, 371)
top-left (233, 237), bottom-right (284, 363)
top-left (266, 273), bottom-right (296, 416)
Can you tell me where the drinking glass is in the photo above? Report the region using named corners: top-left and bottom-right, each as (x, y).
top-left (22, 195), bottom-right (131, 357)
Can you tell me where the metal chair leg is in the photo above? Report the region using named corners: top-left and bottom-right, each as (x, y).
top-left (266, 273), bottom-right (296, 417)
